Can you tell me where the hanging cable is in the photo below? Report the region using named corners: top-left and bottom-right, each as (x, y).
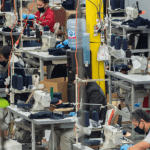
top-left (88, 0), bottom-right (100, 18)
top-left (6, 0), bottom-right (35, 95)
top-left (75, 0), bottom-right (80, 110)
top-left (0, 0), bottom-right (4, 10)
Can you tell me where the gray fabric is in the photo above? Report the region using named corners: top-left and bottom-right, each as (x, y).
top-left (48, 128), bottom-right (84, 150)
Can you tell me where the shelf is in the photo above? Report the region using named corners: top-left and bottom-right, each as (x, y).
top-left (131, 49), bottom-right (150, 53)
top-left (12, 88), bottom-right (39, 94)
top-left (108, 8), bottom-right (125, 13)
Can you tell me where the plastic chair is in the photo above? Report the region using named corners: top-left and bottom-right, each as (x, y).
top-left (51, 6), bottom-right (67, 40)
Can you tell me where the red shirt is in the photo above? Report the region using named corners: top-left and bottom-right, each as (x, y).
top-left (35, 7), bottom-right (55, 32)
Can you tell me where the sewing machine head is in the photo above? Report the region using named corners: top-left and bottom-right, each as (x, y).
top-left (101, 125), bottom-right (123, 149)
top-left (41, 35), bottom-right (56, 51)
top-left (128, 54), bottom-right (147, 75)
top-left (125, 6), bottom-right (138, 21)
top-left (5, 12), bottom-right (18, 28)
top-left (32, 90), bottom-right (51, 111)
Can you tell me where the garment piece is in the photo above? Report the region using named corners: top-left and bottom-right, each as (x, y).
top-left (28, 112), bottom-right (71, 119)
top-left (34, 7), bottom-right (55, 32)
top-left (48, 48), bottom-right (62, 55)
top-left (122, 16), bottom-right (150, 28)
top-left (48, 128), bottom-right (85, 150)
top-left (81, 139), bottom-right (101, 146)
top-left (52, 50), bottom-right (66, 56)
top-left (17, 103), bottom-right (33, 110)
top-left (2, 27), bottom-right (17, 32)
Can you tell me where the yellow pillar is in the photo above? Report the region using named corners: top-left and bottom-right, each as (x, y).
top-left (86, 0), bottom-right (105, 94)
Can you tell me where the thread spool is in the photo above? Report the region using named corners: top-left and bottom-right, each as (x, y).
top-left (50, 87), bottom-right (53, 99)
top-left (27, 74), bottom-right (32, 87)
top-left (12, 74), bottom-right (18, 89)
top-left (44, 26), bottom-right (49, 31)
top-left (27, 24), bottom-right (30, 37)
top-left (77, 109), bottom-right (83, 117)
top-left (111, 34), bottom-right (116, 47)
top-left (17, 75), bottom-right (23, 90)
top-left (123, 38), bottom-right (128, 51)
top-left (92, 111), bottom-right (99, 122)
top-left (4, 0), bottom-right (11, 12)
top-left (120, 0), bottom-right (125, 9)
top-left (111, 0), bottom-right (116, 10)
top-left (115, 36), bottom-right (121, 50)
top-left (126, 49), bottom-right (131, 58)
top-left (81, 111), bottom-right (89, 127)
top-left (36, 29), bottom-right (41, 38)
top-left (23, 23), bottom-right (26, 35)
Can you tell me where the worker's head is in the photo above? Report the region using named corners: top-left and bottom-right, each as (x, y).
top-left (131, 108), bottom-right (150, 134)
top-left (37, 0), bottom-right (49, 12)
top-left (0, 46), bottom-right (11, 62)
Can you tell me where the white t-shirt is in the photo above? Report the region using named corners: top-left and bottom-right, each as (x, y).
top-left (143, 131), bottom-right (150, 143)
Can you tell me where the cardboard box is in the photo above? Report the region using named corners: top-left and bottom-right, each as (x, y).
top-left (107, 93), bottom-right (118, 103)
top-left (40, 77), bottom-right (68, 103)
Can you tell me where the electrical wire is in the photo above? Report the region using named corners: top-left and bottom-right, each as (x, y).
top-left (75, 0), bottom-right (80, 111)
top-left (5, 0), bottom-right (35, 95)
top-left (88, 0), bottom-right (99, 17)
top-left (0, 0), bottom-right (4, 10)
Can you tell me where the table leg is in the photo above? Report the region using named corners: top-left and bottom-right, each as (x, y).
top-left (131, 84), bottom-right (135, 140)
top-left (148, 90), bottom-right (150, 113)
top-left (123, 29), bottom-right (127, 39)
top-left (51, 124), bottom-right (54, 150)
top-left (32, 122), bottom-right (35, 150)
top-left (148, 33), bottom-right (150, 57)
top-left (108, 75), bottom-right (112, 104)
top-left (3, 35), bottom-right (6, 46)
top-left (40, 59), bottom-right (44, 81)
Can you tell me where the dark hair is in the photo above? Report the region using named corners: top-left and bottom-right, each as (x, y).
top-left (0, 46), bottom-right (11, 60)
top-left (68, 14), bottom-right (76, 19)
top-left (131, 108), bottom-right (150, 123)
top-left (38, 0), bottom-right (49, 4)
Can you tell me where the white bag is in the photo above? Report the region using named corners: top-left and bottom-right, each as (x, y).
top-left (97, 44), bottom-right (110, 61)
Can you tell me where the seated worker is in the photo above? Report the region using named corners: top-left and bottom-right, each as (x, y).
top-left (23, 0), bottom-right (55, 32)
top-left (0, 46), bottom-right (27, 102)
top-left (48, 70), bottom-right (107, 150)
top-left (121, 108), bottom-right (150, 150)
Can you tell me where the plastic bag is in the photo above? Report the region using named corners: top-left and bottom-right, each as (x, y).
top-left (97, 44), bottom-right (110, 61)
top-left (131, 56), bottom-right (141, 69)
top-left (110, 47), bottom-right (125, 59)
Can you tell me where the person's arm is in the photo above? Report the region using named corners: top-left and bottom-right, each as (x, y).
top-left (129, 141), bottom-right (150, 150)
top-left (36, 11), bottom-right (55, 29)
top-left (87, 90), bottom-right (106, 118)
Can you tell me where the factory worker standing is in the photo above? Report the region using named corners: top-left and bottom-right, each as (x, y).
top-left (22, 0), bottom-right (55, 32)
top-left (121, 108), bottom-right (150, 150)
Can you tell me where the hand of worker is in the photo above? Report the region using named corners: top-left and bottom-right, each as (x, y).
top-left (56, 44), bottom-right (65, 48)
top-left (63, 39), bottom-right (68, 46)
top-left (22, 13), bottom-right (28, 19)
top-left (69, 112), bottom-right (76, 116)
top-left (28, 14), bottom-right (35, 20)
top-left (120, 144), bottom-right (132, 150)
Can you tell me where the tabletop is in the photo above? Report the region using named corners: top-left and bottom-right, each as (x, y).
top-left (7, 106), bottom-right (76, 125)
top-left (23, 51), bottom-right (67, 61)
top-left (106, 70), bottom-right (150, 85)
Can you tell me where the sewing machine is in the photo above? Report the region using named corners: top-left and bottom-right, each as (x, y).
top-left (41, 35), bottom-right (56, 51)
top-left (101, 125), bottom-right (123, 149)
top-left (32, 90), bottom-right (51, 111)
top-left (4, 12), bottom-right (18, 28)
top-left (125, 6), bottom-right (138, 21)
